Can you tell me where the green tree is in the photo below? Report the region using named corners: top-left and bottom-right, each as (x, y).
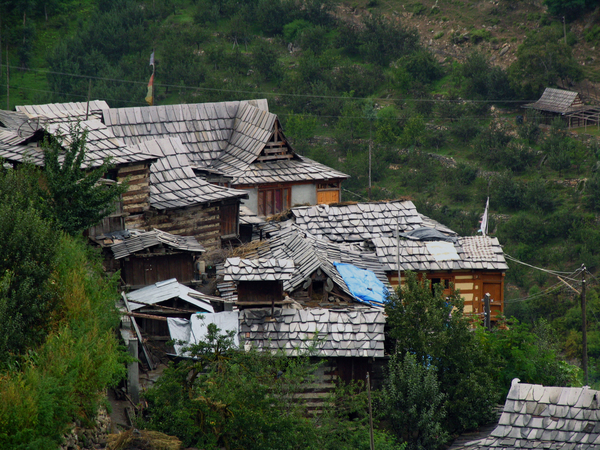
top-left (509, 27), bottom-right (582, 97)
top-left (380, 352), bottom-right (449, 450)
top-left (386, 272), bottom-right (498, 433)
top-left (0, 168), bottom-right (57, 365)
top-left (42, 127), bottom-right (128, 235)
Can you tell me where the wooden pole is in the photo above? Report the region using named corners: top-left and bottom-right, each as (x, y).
top-left (582, 266), bottom-right (588, 385)
top-left (6, 45), bottom-right (9, 110)
top-left (563, 17), bottom-right (567, 45)
top-left (368, 123), bottom-right (372, 201)
top-left (396, 219), bottom-right (401, 288)
top-left (484, 293), bottom-right (491, 330)
top-left (366, 372), bottom-right (375, 450)
top-left (85, 79), bottom-right (91, 120)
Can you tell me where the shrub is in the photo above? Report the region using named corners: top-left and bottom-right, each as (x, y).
top-left (380, 352), bottom-right (448, 450)
top-left (451, 116), bottom-right (481, 143)
top-left (492, 171), bottom-right (525, 210)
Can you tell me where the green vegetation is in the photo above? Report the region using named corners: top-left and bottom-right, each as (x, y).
top-left (140, 324), bottom-right (403, 450)
top-left (0, 134), bottom-right (128, 446)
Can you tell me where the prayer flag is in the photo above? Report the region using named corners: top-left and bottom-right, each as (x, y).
top-left (149, 51), bottom-right (155, 66)
top-left (479, 197), bottom-right (489, 237)
top-left (145, 73), bottom-right (154, 106)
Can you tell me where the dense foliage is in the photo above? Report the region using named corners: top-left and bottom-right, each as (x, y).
top-left (141, 324), bottom-right (403, 450)
top-left (42, 127), bottom-right (128, 235)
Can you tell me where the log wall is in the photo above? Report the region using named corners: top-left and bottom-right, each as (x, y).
top-left (118, 163), bottom-right (152, 230)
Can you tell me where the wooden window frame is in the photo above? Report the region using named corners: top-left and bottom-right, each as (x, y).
top-left (220, 203), bottom-right (239, 238)
top-left (258, 187), bottom-right (291, 216)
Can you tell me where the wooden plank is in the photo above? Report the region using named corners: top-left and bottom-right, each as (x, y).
top-left (122, 293), bottom-right (155, 370)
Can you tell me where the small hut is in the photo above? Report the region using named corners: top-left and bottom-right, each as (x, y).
top-left (523, 88), bottom-right (600, 129)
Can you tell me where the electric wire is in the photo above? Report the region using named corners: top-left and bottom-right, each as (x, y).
top-left (1, 63), bottom-right (540, 104)
top-left (504, 253), bottom-right (584, 278)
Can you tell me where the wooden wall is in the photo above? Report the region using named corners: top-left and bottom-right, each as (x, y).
top-left (121, 253), bottom-right (195, 287)
top-left (146, 203), bottom-right (222, 252)
top-left (118, 163), bottom-right (152, 230)
top-left (388, 270), bottom-right (505, 322)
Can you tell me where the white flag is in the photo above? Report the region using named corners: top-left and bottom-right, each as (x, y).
top-left (479, 197), bottom-right (489, 237)
top-left (149, 51), bottom-right (155, 66)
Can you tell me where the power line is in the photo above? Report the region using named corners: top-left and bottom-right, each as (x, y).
top-left (1, 64), bottom-right (540, 104)
top-left (504, 253), bottom-right (584, 279)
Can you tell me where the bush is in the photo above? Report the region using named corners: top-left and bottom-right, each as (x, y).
top-left (492, 171), bottom-right (525, 210)
top-left (451, 116), bottom-right (481, 143)
top-left (0, 236), bottom-right (125, 448)
top-left (380, 352), bottom-right (448, 450)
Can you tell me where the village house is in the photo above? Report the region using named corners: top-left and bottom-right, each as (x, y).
top-left (217, 223), bottom-right (389, 309)
top-left (101, 100), bottom-right (349, 215)
top-left (1, 102), bottom-right (250, 254)
top-left (289, 200), bottom-right (508, 321)
top-left (523, 87), bottom-right (600, 129)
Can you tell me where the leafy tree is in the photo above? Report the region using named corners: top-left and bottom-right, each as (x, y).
top-left (253, 41), bottom-right (282, 82)
top-left (359, 14), bottom-right (420, 67)
top-left (42, 127), bottom-right (128, 235)
top-left (399, 50), bottom-right (443, 85)
top-left (0, 168), bottom-right (57, 365)
top-left (141, 323), bottom-right (401, 449)
top-left (509, 27), bottom-right (582, 98)
top-left (380, 352), bottom-right (449, 450)
top-left (545, 0), bottom-right (595, 20)
top-left (386, 272), bottom-right (498, 434)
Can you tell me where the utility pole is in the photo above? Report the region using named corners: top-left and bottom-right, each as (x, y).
top-left (563, 17), bottom-right (567, 45)
top-left (6, 45), bottom-right (9, 110)
top-left (483, 293), bottom-right (491, 331)
top-left (368, 123), bottom-right (372, 200)
top-left (581, 265), bottom-right (588, 385)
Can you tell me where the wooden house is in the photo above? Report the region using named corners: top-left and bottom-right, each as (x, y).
top-left (93, 228), bottom-right (205, 288)
top-left (523, 88), bottom-right (600, 128)
top-left (291, 201), bottom-right (509, 322)
top-left (2, 103), bottom-right (250, 252)
top-left (218, 224), bottom-right (389, 309)
top-left (102, 100), bottom-right (348, 216)
top-left (222, 257), bottom-right (295, 308)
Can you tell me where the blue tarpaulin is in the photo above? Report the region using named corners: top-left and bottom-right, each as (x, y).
top-left (333, 262), bottom-right (389, 307)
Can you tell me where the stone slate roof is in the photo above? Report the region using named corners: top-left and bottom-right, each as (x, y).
top-left (239, 307), bottom-right (386, 357)
top-left (127, 138), bottom-right (248, 209)
top-left (227, 224), bottom-right (388, 301)
top-left (523, 88), bottom-right (586, 114)
top-left (373, 235), bottom-right (508, 272)
top-left (125, 278), bottom-right (213, 313)
top-left (110, 228), bottom-right (206, 259)
top-left (0, 110), bottom-right (37, 136)
top-left (103, 100), bottom-right (269, 166)
top-left (17, 100), bottom-right (109, 121)
top-left (458, 379), bottom-right (600, 450)
top-left (292, 201), bottom-right (456, 244)
top-left (223, 257), bottom-right (294, 282)
top-left (103, 100), bottom-right (347, 186)
top-left (0, 110), bottom-right (156, 169)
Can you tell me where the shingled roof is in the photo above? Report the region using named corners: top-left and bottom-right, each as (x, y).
top-left (17, 100), bottom-right (109, 121)
top-left (103, 100), bottom-right (269, 166)
top-left (373, 235), bottom-right (508, 272)
top-left (0, 108), bottom-right (156, 168)
top-left (223, 258), bottom-right (295, 282)
top-left (239, 307), bottom-right (386, 357)
top-left (458, 379), bottom-right (600, 450)
top-left (127, 138), bottom-right (248, 209)
top-left (103, 100), bottom-right (348, 185)
top-left (523, 88), bottom-right (587, 114)
top-left (109, 228), bottom-right (206, 259)
top-left (292, 201), bottom-right (456, 243)
top-left (219, 224), bottom-right (388, 304)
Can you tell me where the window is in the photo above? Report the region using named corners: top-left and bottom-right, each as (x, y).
top-left (258, 187), bottom-right (291, 216)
